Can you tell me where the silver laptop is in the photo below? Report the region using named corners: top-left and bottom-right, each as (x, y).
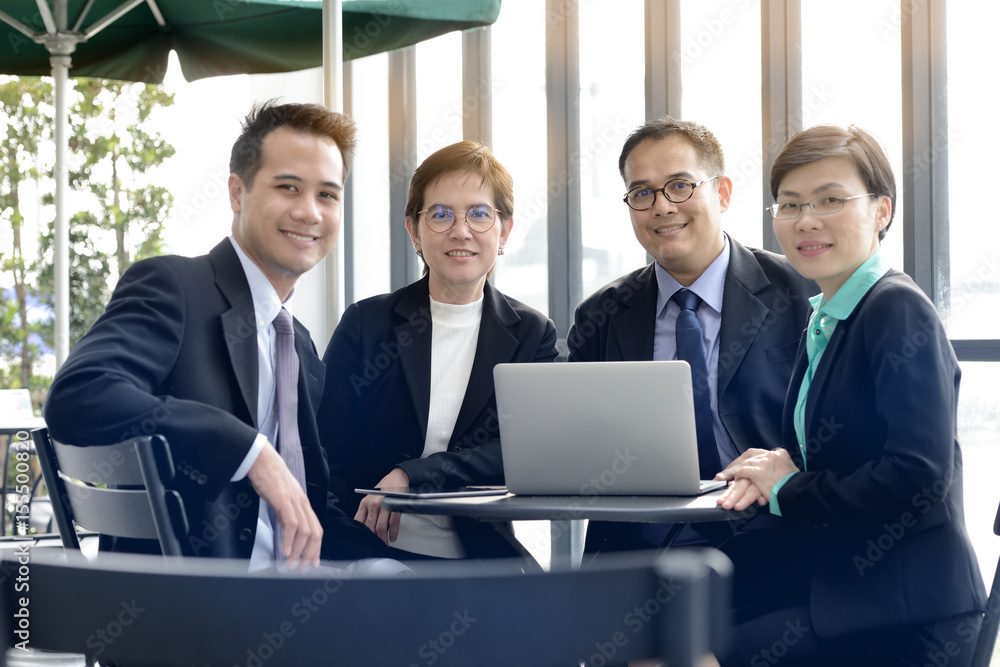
top-left (494, 361), bottom-right (727, 496)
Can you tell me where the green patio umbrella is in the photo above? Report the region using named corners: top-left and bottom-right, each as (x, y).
top-left (0, 0), bottom-right (501, 367)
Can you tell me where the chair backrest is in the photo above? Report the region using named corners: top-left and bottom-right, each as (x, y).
top-left (972, 500), bottom-right (1000, 667)
top-left (30, 428), bottom-right (189, 557)
top-left (0, 548), bottom-right (731, 667)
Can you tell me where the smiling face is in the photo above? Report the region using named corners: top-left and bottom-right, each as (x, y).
top-left (405, 171), bottom-right (512, 304)
top-left (622, 135), bottom-right (731, 286)
top-left (229, 126), bottom-right (345, 300)
top-left (773, 156), bottom-right (891, 299)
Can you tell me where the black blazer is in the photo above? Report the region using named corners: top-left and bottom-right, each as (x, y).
top-left (44, 239), bottom-right (388, 561)
top-left (318, 276), bottom-right (558, 557)
top-left (776, 269), bottom-right (986, 637)
top-left (568, 236), bottom-right (816, 455)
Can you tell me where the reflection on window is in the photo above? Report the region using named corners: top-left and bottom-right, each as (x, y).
top-left (945, 4), bottom-right (1000, 338)
top-left (349, 54), bottom-right (391, 301)
top-left (800, 0), bottom-right (904, 269)
top-left (579, 0), bottom-right (646, 297)
top-left (680, 0), bottom-right (763, 249)
top-left (491, 0), bottom-right (548, 314)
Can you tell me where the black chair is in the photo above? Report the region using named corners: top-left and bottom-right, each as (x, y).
top-left (0, 548), bottom-right (731, 666)
top-left (972, 500), bottom-right (1000, 667)
top-left (30, 427), bottom-right (189, 556)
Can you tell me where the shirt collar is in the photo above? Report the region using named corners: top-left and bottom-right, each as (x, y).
top-left (655, 233), bottom-right (730, 318)
top-left (809, 248), bottom-right (890, 322)
top-left (228, 236), bottom-right (294, 327)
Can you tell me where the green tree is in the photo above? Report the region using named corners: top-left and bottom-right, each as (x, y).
top-left (38, 78), bottom-right (176, 347)
top-left (0, 77), bottom-right (52, 396)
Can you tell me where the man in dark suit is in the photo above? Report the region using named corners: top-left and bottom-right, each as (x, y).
top-left (44, 101), bottom-right (389, 570)
top-left (569, 116), bottom-right (817, 555)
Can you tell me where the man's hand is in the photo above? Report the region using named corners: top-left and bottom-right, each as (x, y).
top-left (247, 443), bottom-right (323, 571)
top-left (715, 447), bottom-right (799, 512)
top-left (356, 468), bottom-right (409, 545)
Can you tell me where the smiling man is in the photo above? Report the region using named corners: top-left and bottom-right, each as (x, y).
top-left (44, 101), bottom-right (391, 570)
top-left (569, 117), bottom-right (815, 574)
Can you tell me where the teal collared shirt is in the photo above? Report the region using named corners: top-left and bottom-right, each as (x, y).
top-left (769, 249), bottom-right (891, 516)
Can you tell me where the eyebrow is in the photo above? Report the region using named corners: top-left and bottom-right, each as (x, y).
top-left (626, 171), bottom-right (697, 191)
top-left (777, 182), bottom-right (848, 198)
top-left (272, 173), bottom-right (343, 191)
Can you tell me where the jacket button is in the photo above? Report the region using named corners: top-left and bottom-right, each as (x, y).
top-left (239, 528), bottom-right (253, 542)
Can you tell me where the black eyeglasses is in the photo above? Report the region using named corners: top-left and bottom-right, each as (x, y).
top-left (767, 194), bottom-right (876, 220)
top-left (623, 176), bottom-right (719, 211)
top-left (418, 205), bottom-right (499, 233)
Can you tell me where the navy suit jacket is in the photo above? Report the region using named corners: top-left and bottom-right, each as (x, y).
top-left (570, 236), bottom-right (816, 553)
top-left (776, 269), bottom-right (986, 637)
top-left (318, 276), bottom-right (558, 557)
top-left (44, 239), bottom-right (388, 561)
top-left (568, 236), bottom-right (816, 456)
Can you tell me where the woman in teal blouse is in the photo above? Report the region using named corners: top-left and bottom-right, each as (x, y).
top-left (716, 125), bottom-right (986, 666)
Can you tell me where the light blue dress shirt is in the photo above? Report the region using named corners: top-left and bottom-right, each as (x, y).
top-left (770, 249), bottom-right (891, 515)
top-left (653, 235), bottom-right (740, 466)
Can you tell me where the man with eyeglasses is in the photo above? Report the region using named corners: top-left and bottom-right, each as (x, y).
top-left (570, 118), bottom-right (816, 588)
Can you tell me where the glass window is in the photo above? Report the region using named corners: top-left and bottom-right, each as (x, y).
top-left (491, 0), bottom-right (549, 315)
top-left (416, 32), bottom-right (463, 161)
top-left (945, 4), bottom-right (1000, 338)
top-left (680, 0), bottom-right (763, 249)
top-left (800, 0), bottom-right (904, 269)
top-left (957, 362), bottom-right (1000, 588)
top-left (579, 0), bottom-right (646, 297)
top-left (349, 54), bottom-right (391, 301)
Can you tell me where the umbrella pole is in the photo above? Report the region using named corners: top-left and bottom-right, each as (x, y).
top-left (50, 40), bottom-right (74, 370)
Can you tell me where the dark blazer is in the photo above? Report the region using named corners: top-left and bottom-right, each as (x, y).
top-left (44, 239), bottom-right (388, 561)
top-left (568, 235), bottom-right (816, 456)
top-left (776, 269), bottom-right (986, 637)
top-left (318, 276), bottom-right (558, 557)
top-left (570, 236), bottom-right (816, 553)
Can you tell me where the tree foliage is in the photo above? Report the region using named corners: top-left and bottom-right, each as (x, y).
top-left (0, 77), bottom-right (52, 398)
top-left (1, 76), bottom-right (175, 403)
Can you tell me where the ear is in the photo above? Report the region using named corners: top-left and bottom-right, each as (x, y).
top-left (228, 174), bottom-right (245, 214)
top-left (875, 195), bottom-right (892, 229)
top-left (405, 217), bottom-right (420, 246)
top-left (500, 217), bottom-right (514, 244)
top-left (716, 176), bottom-right (734, 213)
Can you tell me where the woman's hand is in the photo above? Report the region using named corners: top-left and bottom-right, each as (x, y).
top-left (715, 448), bottom-right (799, 512)
top-left (355, 467), bottom-right (410, 545)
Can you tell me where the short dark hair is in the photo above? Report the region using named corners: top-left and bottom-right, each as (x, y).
top-left (618, 116), bottom-right (726, 180)
top-left (229, 100), bottom-right (358, 189)
top-left (770, 125), bottom-right (896, 241)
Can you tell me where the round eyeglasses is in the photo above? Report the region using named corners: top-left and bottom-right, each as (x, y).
top-left (623, 176), bottom-right (719, 211)
top-left (418, 205), bottom-right (499, 233)
top-left (767, 194), bottom-right (876, 220)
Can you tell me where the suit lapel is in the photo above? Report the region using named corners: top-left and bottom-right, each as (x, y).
top-left (782, 327), bottom-right (810, 465)
top-left (452, 282), bottom-right (520, 439)
top-left (609, 265), bottom-right (657, 361)
top-left (211, 241), bottom-right (260, 428)
top-left (394, 278), bottom-right (434, 440)
top-left (718, 238), bottom-right (771, 397)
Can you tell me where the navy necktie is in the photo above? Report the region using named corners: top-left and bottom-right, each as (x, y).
top-left (671, 289), bottom-right (722, 479)
top-left (272, 307), bottom-right (307, 562)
